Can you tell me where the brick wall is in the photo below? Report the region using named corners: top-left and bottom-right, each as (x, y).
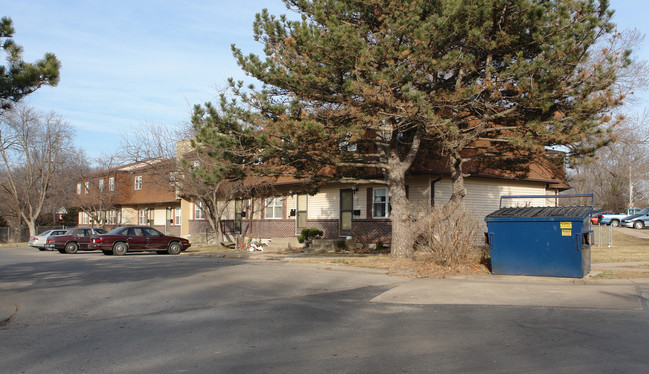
top-left (238, 218), bottom-right (391, 243)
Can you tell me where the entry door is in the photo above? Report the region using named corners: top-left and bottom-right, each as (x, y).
top-left (296, 194), bottom-right (308, 233)
top-left (340, 189), bottom-right (353, 236)
top-left (234, 199), bottom-right (243, 234)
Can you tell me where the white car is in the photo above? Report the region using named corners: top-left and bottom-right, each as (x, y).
top-left (28, 229), bottom-right (67, 251)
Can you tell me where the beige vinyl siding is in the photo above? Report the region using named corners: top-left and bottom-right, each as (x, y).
top-left (121, 207), bottom-right (137, 225)
top-left (308, 186), bottom-right (340, 219)
top-left (406, 177), bottom-right (430, 208)
top-left (433, 177), bottom-right (550, 228)
top-left (153, 207), bottom-right (166, 224)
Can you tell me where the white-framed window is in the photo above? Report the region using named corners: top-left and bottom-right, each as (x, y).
top-left (373, 188), bottom-right (390, 218)
top-left (194, 202), bottom-right (205, 220)
top-left (76, 183), bottom-right (81, 195)
top-left (84, 181), bottom-right (90, 194)
top-left (108, 209), bottom-right (118, 225)
top-left (265, 197), bottom-right (283, 219)
top-left (81, 212), bottom-right (89, 224)
top-left (138, 209), bottom-right (148, 225)
top-left (99, 179), bottom-right (104, 191)
top-left (134, 176), bottom-right (142, 190)
top-left (174, 207), bottom-right (181, 225)
top-left (108, 177), bottom-right (115, 191)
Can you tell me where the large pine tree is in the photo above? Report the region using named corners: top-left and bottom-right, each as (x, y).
top-left (195, 0), bottom-right (630, 258)
top-left (0, 16), bottom-right (60, 110)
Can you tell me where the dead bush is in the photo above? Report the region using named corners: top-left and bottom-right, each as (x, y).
top-left (413, 203), bottom-right (486, 267)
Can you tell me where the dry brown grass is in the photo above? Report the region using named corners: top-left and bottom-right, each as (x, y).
top-left (591, 229), bottom-right (649, 263)
top-left (188, 227), bottom-right (649, 279)
top-left (292, 254), bottom-right (490, 278)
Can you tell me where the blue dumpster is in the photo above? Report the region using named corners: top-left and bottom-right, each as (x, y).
top-left (485, 205), bottom-right (593, 278)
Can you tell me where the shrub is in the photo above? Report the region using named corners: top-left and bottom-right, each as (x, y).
top-left (413, 202), bottom-right (485, 267)
top-left (297, 228), bottom-right (323, 244)
top-left (335, 239), bottom-right (347, 251)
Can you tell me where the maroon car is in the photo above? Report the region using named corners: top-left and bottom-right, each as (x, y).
top-left (45, 227), bottom-right (109, 254)
top-left (90, 226), bottom-right (191, 256)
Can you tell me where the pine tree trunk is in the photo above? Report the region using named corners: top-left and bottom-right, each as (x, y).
top-left (449, 150), bottom-right (467, 204)
top-left (387, 162), bottom-right (414, 259)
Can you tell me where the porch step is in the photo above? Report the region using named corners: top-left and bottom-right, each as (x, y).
top-left (262, 237), bottom-right (301, 251)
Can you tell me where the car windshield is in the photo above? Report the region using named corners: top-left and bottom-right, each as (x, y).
top-left (94, 228), bottom-right (108, 234)
top-left (636, 208), bottom-right (649, 215)
top-left (64, 229), bottom-right (75, 235)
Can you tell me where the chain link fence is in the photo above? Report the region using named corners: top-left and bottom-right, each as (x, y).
top-left (0, 226), bottom-right (67, 244)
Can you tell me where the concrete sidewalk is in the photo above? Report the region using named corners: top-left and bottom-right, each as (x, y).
top-left (372, 276), bottom-right (649, 310)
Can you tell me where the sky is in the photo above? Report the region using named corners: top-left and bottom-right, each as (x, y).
top-left (3, 0), bottom-right (649, 161)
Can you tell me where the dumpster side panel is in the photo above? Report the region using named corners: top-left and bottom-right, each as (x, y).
top-left (487, 217), bottom-right (588, 278)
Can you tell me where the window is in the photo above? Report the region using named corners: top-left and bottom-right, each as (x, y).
top-left (265, 197), bottom-right (283, 219)
top-left (194, 202), bottom-right (205, 220)
top-left (81, 212), bottom-right (89, 224)
top-left (76, 183), bottom-right (81, 195)
top-left (373, 188), bottom-right (390, 218)
top-left (134, 176), bottom-right (142, 190)
top-left (174, 207), bottom-right (181, 225)
top-left (108, 210), bottom-right (118, 225)
top-left (108, 177), bottom-right (115, 191)
top-left (99, 179), bottom-right (104, 192)
top-left (84, 182), bottom-right (90, 194)
top-left (138, 209), bottom-right (148, 225)
top-left (169, 172), bottom-right (178, 186)
top-left (192, 160), bottom-right (200, 169)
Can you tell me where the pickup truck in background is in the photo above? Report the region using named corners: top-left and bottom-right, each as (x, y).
top-left (599, 208), bottom-right (643, 227)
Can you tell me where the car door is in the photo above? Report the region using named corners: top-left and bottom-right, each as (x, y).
top-left (75, 229), bottom-right (93, 249)
top-left (143, 227), bottom-right (166, 249)
top-left (126, 227), bottom-right (149, 249)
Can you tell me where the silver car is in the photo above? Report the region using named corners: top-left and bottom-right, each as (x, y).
top-left (621, 210), bottom-right (649, 229)
top-left (28, 229), bottom-right (67, 251)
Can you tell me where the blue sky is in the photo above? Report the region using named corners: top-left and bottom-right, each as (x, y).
top-left (4, 0), bottom-right (649, 160)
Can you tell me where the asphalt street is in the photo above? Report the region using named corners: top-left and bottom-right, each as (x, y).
top-left (1, 247), bottom-right (648, 373)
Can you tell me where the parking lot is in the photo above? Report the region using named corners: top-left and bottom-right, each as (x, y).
top-left (2, 246), bottom-right (649, 373)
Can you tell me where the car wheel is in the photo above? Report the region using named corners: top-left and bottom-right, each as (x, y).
top-left (112, 242), bottom-right (128, 256)
top-left (102, 250), bottom-right (113, 256)
top-left (64, 242), bottom-right (78, 254)
top-left (633, 221), bottom-right (645, 229)
top-left (611, 219), bottom-right (620, 227)
top-left (167, 242), bottom-right (182, 255)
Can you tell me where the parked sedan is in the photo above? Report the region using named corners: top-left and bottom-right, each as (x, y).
top-left (621, 211), bottom-right (649, 229)
top-left (45, 227), bottom-right (109, 253)
top-left (28, 229), bottom-right (67, 251)
top-left (90, 226), bottom-right (191, 256)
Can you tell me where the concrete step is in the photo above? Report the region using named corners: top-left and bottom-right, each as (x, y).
top-left (262, 237), bottom-right (301, 251)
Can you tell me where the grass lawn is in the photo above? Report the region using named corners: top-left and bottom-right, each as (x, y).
top-left (591, 229), bottom-right (649, 263)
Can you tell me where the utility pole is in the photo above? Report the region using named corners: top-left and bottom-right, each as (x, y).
top-left (629, 165), bottom-right (633, 208)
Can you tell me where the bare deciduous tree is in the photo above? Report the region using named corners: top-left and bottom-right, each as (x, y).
top-left (0, 105), bottom-right (76, 235)
top-left (569, 111), bottom-right (649, 211)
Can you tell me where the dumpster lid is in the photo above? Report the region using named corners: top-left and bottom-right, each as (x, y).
top-left (486, 206), bottom-right (593, 219)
